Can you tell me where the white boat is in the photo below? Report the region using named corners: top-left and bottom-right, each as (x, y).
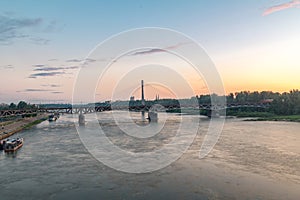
top-left (3, 138), bottom-right (23, 152)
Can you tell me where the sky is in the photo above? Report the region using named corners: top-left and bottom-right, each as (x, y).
top-left (0, 0), bottom-right (299, 103)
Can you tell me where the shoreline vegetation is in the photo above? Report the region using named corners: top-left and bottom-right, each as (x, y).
top-left (0, 114), bottom-right (48, 140)
top-left (0, 88), bottom-right (299, 135)
top-left (169, 108), bottom-right (300, 122)
top-left (242, 114), bottom-right (300, 122)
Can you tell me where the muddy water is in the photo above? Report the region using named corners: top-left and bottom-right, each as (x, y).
top-left (0, 112), bottom-right (299, 200)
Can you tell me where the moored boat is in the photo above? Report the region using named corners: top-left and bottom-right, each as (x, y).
top-left (0, 140), bottom-right (4, 150)
top-left (3, 138), bottom-right (23, 152)
top-left (48, 114), bottom-right (58, 122)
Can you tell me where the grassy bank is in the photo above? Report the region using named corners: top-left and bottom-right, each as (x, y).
top-left (22, 117), bottom-right (48, 130)
top-left (165, 108), bottom-right (300, 122)
top-left (227, 110), bottom-right (300, 122)
top-left (245, 115), bottom-right (300, 122)
top-left (227, 111), bottom-right (275, 118)
top-left (0, 114), bottom-right (48, 140)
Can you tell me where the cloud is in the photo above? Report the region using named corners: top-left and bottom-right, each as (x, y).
top-left (130, 42), bottom-right (191, 56)
top-left (0, 14), bottom-right (42, 44)
top-left (4, 65), bottom-right (14, 69)
top-left (66, 59), bottom-right (82, 62)
top-left (64, 66), bottom-right (79, 69)
top-left (263, 0), bottom-right (300, 16)
top-left (1, 64), bottom-right (14, 69)
top-left (32, 64), bottom-right (45, 67)
top-left (34, 66), bottom-right (65, 71)
top-left (131, 48), bottom-right (166, 56)
top-left (84, 58), bottom-right (97, 63)
top-left (17, 88), bottom-right (63, 94)
top-left (41, 84), bottom-right (61, 88)
top-left (21, 89), bottom-right (53, 92)
top-left (32, 64), bottom-right (79, 72)
top-left (28, 71), bottom-right (65, 78)
top-left (29, 63), bottom-right (78, 79)
top-left (29, 37), bottom-right (50, 45)
top-left (0, 14), bottom-right (57, 45)
top-left (165, 42), bottom-right (191, 50)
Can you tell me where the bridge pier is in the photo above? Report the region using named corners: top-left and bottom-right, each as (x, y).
top-left (78, 112), bottom-right (85, 126)
top-left (148, 111), bottom-right (158, 122)
top-left (205, 109), bottom-right (220, 118)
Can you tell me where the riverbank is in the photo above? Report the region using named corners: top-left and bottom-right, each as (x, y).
top-left (244, 115), bottom-right (300, 122)
top-left (0, 114), bottom-right (48, 140)
top-left (226, 111), bottom-right (300, 122)
top-left (169, 108), bottom-right (300, 122)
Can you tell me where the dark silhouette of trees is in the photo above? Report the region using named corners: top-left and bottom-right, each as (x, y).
top-left (0, 101), bottom-right (37, 110)
top-left (1, 90), bottom-right (300, 116)
top-left (270, 90), bottom-right (300, 115)
top-left (9, 103), bottom-right (17, 109)
top-left (17, 101), bottom-right (28, 109)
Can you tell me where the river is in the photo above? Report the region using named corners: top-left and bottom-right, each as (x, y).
top-left (0, 111), bottom-right (299, 200)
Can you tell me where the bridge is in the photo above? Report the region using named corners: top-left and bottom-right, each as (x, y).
top-left (0, 102), bottom-right (270, 118)
top-left (0, 81), bottom-right (271, 119)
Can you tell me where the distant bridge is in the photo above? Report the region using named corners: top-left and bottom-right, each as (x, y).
top-left (0, 102), bottom-right (270, 118)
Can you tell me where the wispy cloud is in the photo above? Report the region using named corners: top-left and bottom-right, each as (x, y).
top-left (164, 42), bottom-right (191, 50)
top-left (66, 59), bottom-right (82, 62)
top-left (28, 71), bottom-right (65, 78)
top-left (0, 14), bottom-right (41, 44)
top-left (64, 66), bottom-right (79, 69)
top-left (41, 84), bottom-right (61, 88)
top-left (17, 88), bottom-right (63, 94)
top-left (32, 64), bottom-right (79, 72)
top-left (130, 42), bottom-right (190, 56)
top-left (66, 58), bottom-right (97, 63)
top-left (0, 13), bottom-right (58, 45)
top-left (32, 64), bottom-right (45, 68)
top-left (29, 63), bottom-right (79, 79)
top-left (0, 65), bottom-right (14, 69)
top-left (19, 89), bottom-right (53, 92)
top-left (29, 37), bottom-right (50, 45)
top-left (263, 0), bottom-right (300, 16)
top-left (84, 58), bottom-right (97, 63)
top-left (131, 48), bottom-right (166, 56)
top-left (34, 66), bottom-right (65, 71)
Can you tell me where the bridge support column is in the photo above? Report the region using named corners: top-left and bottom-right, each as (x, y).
top-left (79, 112), bottom-right (85, 126)
top-left (206, 109), bottom-right (220, 118)
top-left (148, 111), bottom-right (158, 122)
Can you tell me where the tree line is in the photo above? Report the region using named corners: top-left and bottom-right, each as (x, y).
top-left (1, 90), bottom-right (300, 115)
top-left (0, 101), bottom-right (37, 110)
top-left (196, 90), bottom-right (300, 115)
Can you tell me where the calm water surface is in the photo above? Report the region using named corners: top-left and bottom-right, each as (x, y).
top-left (0, 111), bottom-right (299, 200)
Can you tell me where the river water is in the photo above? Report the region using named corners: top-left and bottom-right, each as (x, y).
top-left (0, 111), bottom-right (299, 200)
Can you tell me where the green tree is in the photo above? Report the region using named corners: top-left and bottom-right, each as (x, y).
top-left (226, 93), bottom-right (234, 104)
top-left (17, 101), bottom-right (28, 109)
top-left (9, 103), bottom-right (17, 109)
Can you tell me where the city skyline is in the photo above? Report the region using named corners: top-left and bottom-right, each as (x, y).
top-left (0, 0), bottom-right (300, 103)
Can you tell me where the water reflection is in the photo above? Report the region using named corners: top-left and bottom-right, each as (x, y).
top-left (0, 112), bottom-right (299, 200)
top-left (4, 151), bottom-right (18, 158)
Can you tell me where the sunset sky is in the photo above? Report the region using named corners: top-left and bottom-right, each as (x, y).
top-left (0, 0), bottom-right (299, 103)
